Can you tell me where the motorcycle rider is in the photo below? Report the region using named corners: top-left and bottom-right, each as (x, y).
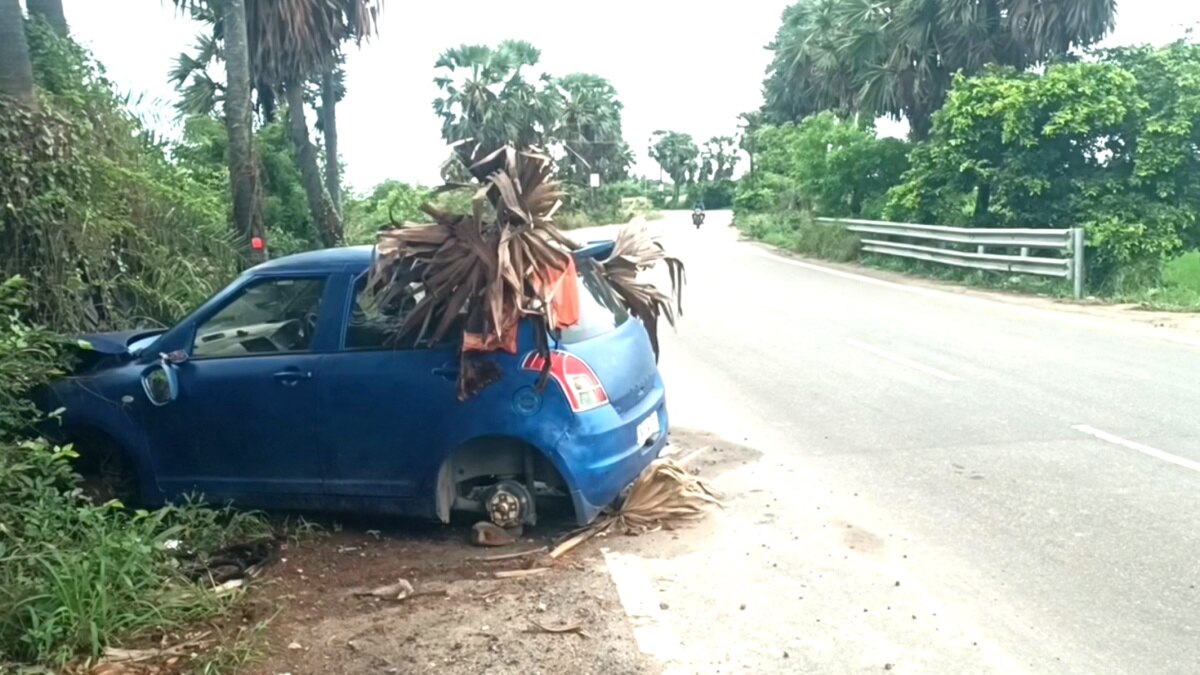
top-left (692, 200), bottom-right (706, 226)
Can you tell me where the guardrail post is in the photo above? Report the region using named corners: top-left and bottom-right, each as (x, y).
top-left (1071, 227), bottom-right (1085, 299)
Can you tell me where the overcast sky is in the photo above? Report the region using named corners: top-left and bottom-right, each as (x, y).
top-left (60, 0), bottom-right (1200, 193)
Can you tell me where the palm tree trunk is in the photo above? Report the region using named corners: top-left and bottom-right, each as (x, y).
top-left (0, 0), bottom-right (36, 107)
top-left (222, 0), bottom-right (267, 260)
top-left (26, 0), bottom-right (67, 38)
top-left (320, 66), bottom-right (340, 215)
top-left (285, 82), bottom-right (342, 248)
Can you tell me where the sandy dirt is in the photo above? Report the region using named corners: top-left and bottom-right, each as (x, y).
top-left (240, 525), bottom-right (647, 675)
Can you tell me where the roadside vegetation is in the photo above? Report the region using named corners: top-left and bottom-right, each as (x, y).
top-left (0, 3), bottom-right (666, 669)
top-left (736, 0), bottom-right (1200, 309)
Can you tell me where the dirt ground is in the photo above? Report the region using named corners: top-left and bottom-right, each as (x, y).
top-left (238, 521), bottom-right (645, 675)
top-left (227, 429), bottom-right (755, 675)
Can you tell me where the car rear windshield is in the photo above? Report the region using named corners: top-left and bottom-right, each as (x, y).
top-left (558, 260), bottom-right (629, 343)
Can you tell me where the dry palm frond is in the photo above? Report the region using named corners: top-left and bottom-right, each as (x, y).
top-left (550, 458), bottom-right (720, 559)
top-left (593, 223), bottom-right (686, 359)
top-left (366, 146), bottom-right (577, 399)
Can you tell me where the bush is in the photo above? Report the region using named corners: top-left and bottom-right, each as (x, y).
top-left (556, 182), bottom-right (662, 228)
top-left (343, 180), bottom-right (432, 245)
top-left (689, 179), bottom-right (736, 210)
top-left (885, 47), bottom-right (1200, 290)
top-left (734, 211), bottom-right (859, 262)
top-left (0, 277), bottom-right (271, 667)
top-left (2, 22), bottom-right (239, 331)
top-left (747, 113), bottom-right (910, 219)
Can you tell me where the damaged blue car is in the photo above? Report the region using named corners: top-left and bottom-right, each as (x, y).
top-left (43, 241), bottom-right (669, 526)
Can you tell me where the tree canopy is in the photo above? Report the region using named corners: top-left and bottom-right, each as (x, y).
top-left (762, 0), bottom-right (1117, 138)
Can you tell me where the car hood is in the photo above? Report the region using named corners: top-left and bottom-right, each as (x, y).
top-left (80, 329), bottom-right (164, 355)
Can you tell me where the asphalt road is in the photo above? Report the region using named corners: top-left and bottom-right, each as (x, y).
top-left (602, 210), bottom-right (1200, 674)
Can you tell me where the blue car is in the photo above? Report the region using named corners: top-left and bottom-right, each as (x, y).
top-left (43, 241), bottom-right (669, 526)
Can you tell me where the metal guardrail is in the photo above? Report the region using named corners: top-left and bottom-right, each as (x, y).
top-left (815, 218), bottom-right (1086, 298)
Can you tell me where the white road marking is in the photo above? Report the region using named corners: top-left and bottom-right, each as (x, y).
top-left (601, 549), bottom-right (681, 663)
top-left (752, 248), bottom-right (1200, 350)
top-left (1073, 425), bottom-right (1200, 473)
top-left (846, 338), bottom-right (961, 382)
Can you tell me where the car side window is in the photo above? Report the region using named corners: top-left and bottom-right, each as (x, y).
top-left (345, 275), bottom-right (415, 350)
top-left (192, 277), bottom-right (327, 358)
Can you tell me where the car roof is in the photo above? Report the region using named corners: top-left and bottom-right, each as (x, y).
top-left (249, 245), bottom-right (374, 275)
top-left (248, 239), bottom-right (616, 277)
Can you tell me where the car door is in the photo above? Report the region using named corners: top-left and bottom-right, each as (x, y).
top-left (319, 273), bottom-right (458, 508)
top-left (150, 274), bottom-right (335, 506)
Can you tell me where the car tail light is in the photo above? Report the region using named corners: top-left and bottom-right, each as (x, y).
top-left (522, 350), bottom-right (609, 412)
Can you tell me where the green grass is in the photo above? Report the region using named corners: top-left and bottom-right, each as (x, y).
top-left (734, 211), bottom-right (860, 262)
top-left (0, 471), bottom-right (273, 668)
top-left (1128, 251), bottom-right (1200, 310)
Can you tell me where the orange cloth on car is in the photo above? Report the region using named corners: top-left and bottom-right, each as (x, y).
top-left (544, 256), bottom-right (580, 329)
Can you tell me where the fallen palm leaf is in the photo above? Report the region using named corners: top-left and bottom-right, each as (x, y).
top-left (551, 458), bottom-right (720, 559)
top-left (593, 223), bottom-right (685, 359)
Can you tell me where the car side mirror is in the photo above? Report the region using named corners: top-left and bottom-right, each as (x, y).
top-left (141, 359), bottom-right (179, 406)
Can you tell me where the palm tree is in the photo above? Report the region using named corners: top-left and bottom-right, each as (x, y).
top-left (650, 131), bottom-right (700, 205)
top-left (26, 0), bottom-right (67, 38)
top-left (763, 0), bottom-right (1117, 139)
top-left (0, 0), bottom-right (35, 107)
top-left (554, 73), bottom-right (626, 184)
top-left (173, 0), bottom-right (378, 248)
top-left (433, 41), bottom-right (560, 164)
top-left (318, 62), bottom-right (345, 214)
top-left (172, 0), bottom-right (267, 258)
top-left (221, 0), bottom-right (266, 259)
top-left (246, 0), bottom-right (378, 247)
top-left (737, 111), bottom-right (762, 175)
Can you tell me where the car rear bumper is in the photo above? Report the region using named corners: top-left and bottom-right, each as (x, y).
top-left (557, 383), bottom-right (669, 525)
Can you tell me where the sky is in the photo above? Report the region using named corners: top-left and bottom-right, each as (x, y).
top-left (59, 0), bottom-right (1200, 193)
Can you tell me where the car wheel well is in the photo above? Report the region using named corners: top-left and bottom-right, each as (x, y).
top-left (436, 437), bottom-right (570, 524)
top-left (67, 426), bottom-right (140, 506)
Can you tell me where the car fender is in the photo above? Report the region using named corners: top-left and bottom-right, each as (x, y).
top-left (53, 380), bottom-right (160, 502)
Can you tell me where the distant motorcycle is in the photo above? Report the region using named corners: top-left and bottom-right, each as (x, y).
top-left (692, 210), bottom-right (705, 228)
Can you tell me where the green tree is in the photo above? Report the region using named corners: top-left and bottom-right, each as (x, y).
top-left (554, 73), bottom-right (630, 184)
top-left (751, 113), bottom-right (909, 217)
top-left (0, 0), bottom-right (35, 106)
top-left (343, 179), bottom-right (430, 243)
top-left (700, 136), bottom-right (740, 183)
top-left (173, 0), bottom-right (380, 249)
top-left (763, 0), bottom-right (1118, 139)
top-left (886, 52), bottom-right (1200, 286)
top-left (650, 131), bottom-right (699, 205)
top-left (26, 0), bottom-right (67, 38)
top-left (738, 111), bottom-right (763, 175)
top-left (433, 40), bottom-right (561, 164)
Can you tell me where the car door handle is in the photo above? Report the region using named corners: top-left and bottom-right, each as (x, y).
top-left (273, 370), bottom-right (312, 386)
